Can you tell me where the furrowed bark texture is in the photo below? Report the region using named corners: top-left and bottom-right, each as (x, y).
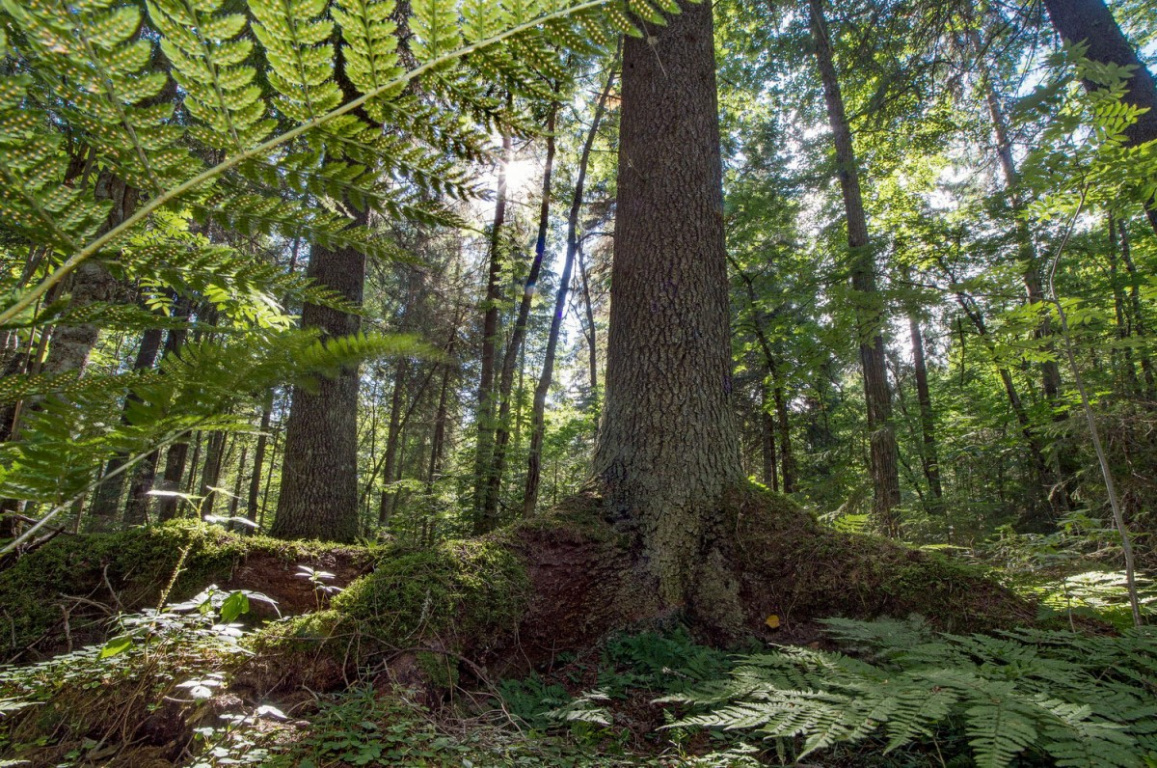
top-left (1042, 0), bottom-right (1157, 234)
top-left (808, 0), bottom-right (900, 534)
top-left (592, 0), bottom-right (744, 621)
top-left (272, 236), bottom-right (365, 543)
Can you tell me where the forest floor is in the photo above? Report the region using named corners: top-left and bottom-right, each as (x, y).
top-left (0, 495), bottom-right (1134, 767)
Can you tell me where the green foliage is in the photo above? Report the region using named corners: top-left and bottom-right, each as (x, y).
top-left (668, 617), bottom-right (1157, 768)
top-left (0, 0), bottom-right (683, 540)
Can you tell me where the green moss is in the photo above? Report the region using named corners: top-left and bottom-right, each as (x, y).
top-left (0, 521), bottom-right (371, 658)
top-left (727, 486), bottom-right (1036, 633)
top-left (332, 537), bottom-right (529, 651)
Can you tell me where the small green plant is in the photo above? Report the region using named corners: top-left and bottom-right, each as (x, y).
top-left (296, 564), bottom-right (343, 609)
top-left (666, 616), bottom-right (1157, 768)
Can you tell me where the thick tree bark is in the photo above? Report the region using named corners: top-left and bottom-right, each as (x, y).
top-left (1042, 0), bottom-right (1157, 234)
top-left (472, 132), bottom-right (512, 534)
top-left (909, 315), bottom-right (943, 499)
top-left (524, 60), bottom-right (616, 519)
top-left (483, 107), bottom-right (559, 523)
top-left (808, 0), bottom-right (901, 535)
top-left (272, 234), bottom-right (365, 542)
top-left (590, 1), bottom-right (745, 626)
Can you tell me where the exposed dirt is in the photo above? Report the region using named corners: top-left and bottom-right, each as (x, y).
top-left (222, 549), bottom-right (369, 618)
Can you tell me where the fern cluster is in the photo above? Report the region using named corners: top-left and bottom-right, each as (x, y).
top-left (0, 0), bottom-right (685, 532)
top-left (667, 617), bottom-right (1157, 768)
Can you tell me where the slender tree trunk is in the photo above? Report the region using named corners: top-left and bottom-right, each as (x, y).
top-left (483, 107), bottom-right (559, 523)
top-left (378, 358), bottom-right (409, 524)
top-left (427, 358), bottom-right (454, 493)
top-left (1042, 0), bottom-right (1157, 234)
top-left (472, 131), bottom-right (512, 533)
top-left (973, 45), bottom-right (1078, 506)
top-left (246, 392), bottom-right (274, 527)
top-left (591, 3), bottom-right (746, 629)
top-left (228, 445), bottom-right (248, 524)
top-left (525, 56), bottom-right (617, 518)
top-left (909, 314), bottom-right (943, 499)
top-left (578, 244), bottom-right (599, 406)
top-left (808, 0), bottom-right (901, 535)
top-left (88, 327), bottom-right (164, 529)
top-left (198, 430), bottom-right (227, 518)
top-left (1106, 215), bottom-right (1140, 394)
top-left (1116, 219), bottom-right (1157, 398)
top-left (729, 257), bottom-right (795, 495)
top-left (273, 231), bottom-right (366, 542)
top-left (953, 292), bottom-right (1057, 525)
top-left (774, 383), bottom-right (795, 493)
top-left (760, 385), bottom-right (779, 492)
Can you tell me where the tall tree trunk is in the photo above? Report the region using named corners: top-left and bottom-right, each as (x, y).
top-left (472, 131), bottom-right (512, 533)
top-left (591, 2), bottom-right (745, 628)
top-left (578, 244), bottom-right (599, 406)
top-left (378, 358), bottom-right (409, 525)
top-left (1115, 219), bottom-right (1157, 398)
top-left (198, 430), bottom-right (227, 518)
top-left (1106, 215), bottom-right (1141, 395)
top-left (760, 385), bottom-right (779, 492)
top-left (953, 291), bottom-right (1057, 526)
top-left (525, 57), bottom-right (617, 518)
top-left (246, 392), bottom-right (274, 527)
top-left (426, 357), bottom-right (454, 493)
top-left (909, 314), bottom-right (943, 499)
top-left (774, 383), bottom-right (795, 493)
top-left (272, 232), bottom-right (365, 542)
top-left (88, 327), bottom-right (164, 528)
top-left (973, 43), bottom-right (1077, 507)
top-left (808, 0), bottom-right (901, 535)
top-left (483, 107), bottom-right (559, 523)
top-left (1042, 0), bottom-right (1157, 234)
top-left (228, 445), bottom-right (248, 525)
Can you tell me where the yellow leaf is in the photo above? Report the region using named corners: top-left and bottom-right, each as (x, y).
top-left (765, 614), bottom-right (780, 629)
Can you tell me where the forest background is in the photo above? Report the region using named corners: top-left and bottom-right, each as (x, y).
top-left (0, 0), bottom-right (1155, 762)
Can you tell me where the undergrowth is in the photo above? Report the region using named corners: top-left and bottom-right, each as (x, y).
top-left (667, 616), bottom-right (1157, 768)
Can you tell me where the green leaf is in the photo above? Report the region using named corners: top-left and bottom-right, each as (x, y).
top-left (99, 635), bottom-right (134, 659)
top-left (219, 591), bottom-right (250, 623)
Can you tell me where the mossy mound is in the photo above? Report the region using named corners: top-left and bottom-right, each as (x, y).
top-left (246, 486), bottom-right (1039, 696)
top-left (0, 521), bottom-right (372, 661)
top-left (725, 487), bottom-right (1038, 635)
